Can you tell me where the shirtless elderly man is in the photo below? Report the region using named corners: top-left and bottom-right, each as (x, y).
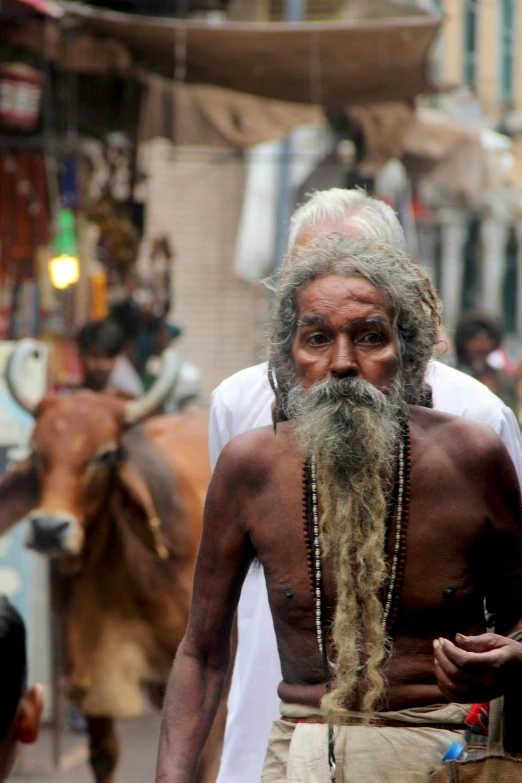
top-left (211, 189), bottom-right (522, 783)
top-left (156, 236), bottom-right (522, 782)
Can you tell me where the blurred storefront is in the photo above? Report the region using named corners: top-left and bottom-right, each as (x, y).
top-left (3, 0), bottom-right (522, 399)
top-left (0, 0), bottom-right (442, 401)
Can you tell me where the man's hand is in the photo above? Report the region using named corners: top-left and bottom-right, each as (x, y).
top-left (433, 632), bottom-right (522, 703)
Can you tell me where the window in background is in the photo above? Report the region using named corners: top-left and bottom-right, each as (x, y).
top-left (463, 0), bottom-right (478, 87)
top-left (503, 228), bottom-right (517, 334)
top-left (461, 217), bottom-right (481, 313)
top-left (500, 0), bottom-right (515, 106)
top-left (430, 0), bottom-right (444, 107)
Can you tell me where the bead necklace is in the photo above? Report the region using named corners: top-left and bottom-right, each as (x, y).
top-left (303, 422), bottom-right (411, 782)
top-left (303, 421), bottom-right (411, 669)
top-left (303, 423), bottom-right (411, 783)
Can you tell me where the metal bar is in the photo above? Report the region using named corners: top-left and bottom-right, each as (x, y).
top-left (284, 0), bottom-right (305, 22)
top-left (274, 0), bottom-right (307, 270)
top-left (50, 561), bottom-right (64, 770)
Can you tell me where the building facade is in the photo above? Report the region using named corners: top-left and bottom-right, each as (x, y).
top-left (407, 0), bottom-right (522, 342)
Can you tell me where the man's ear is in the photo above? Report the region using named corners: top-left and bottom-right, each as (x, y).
top-left (16, 685), bottom-right (44, 745)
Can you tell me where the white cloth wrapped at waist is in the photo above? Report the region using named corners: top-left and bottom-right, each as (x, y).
top-left (261, 702), bottom-right (469, 783)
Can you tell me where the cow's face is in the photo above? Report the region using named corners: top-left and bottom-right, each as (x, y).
top-left (26, 392), bottom-right (127, 557)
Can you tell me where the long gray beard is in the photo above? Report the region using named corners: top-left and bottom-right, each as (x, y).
top-left (286, 376), bottom-right (405, 718)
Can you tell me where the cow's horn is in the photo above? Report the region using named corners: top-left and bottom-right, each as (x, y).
top-left (5, 338), bottom-right (47, 415)
top-left (124, 348), bottom-right (182, 425)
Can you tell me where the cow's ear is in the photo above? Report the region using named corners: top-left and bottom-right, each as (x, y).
top-left (113, 462), bottom-right (169, 559)
top-left (0, 457), bottom-right (40, 536)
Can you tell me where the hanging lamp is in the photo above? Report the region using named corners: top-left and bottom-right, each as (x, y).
top-left (49, 208), bottom-right (80, 290)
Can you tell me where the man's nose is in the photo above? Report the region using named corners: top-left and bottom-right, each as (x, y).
top-left (330, 339), bottom-right (358, 379)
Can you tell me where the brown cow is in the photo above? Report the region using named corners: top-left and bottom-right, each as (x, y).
top-left (0, 340), bottom-right (226, 783)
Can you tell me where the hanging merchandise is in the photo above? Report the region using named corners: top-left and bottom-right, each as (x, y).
top-left (59, 156), bottom-right (82, 211)
top-left (83, 136), bottom-right (140, 277)
top-left (90, 266), bottom-right (108, 320)
top-left (0, 63), bottom-right (44, 132)
top-left (49, 208), bottom-right (80, 290)
top-left (0, 151), bottom-right (51, 273)
top-left (150, 235), bottom-right (173, 316)
top-left (10, 280), bottom-right (39, 339)
top-left (0, 280), bottom-right (13, 338)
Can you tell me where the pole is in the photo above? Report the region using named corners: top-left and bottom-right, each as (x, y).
top-left (274, 0), bottom-right (307, 270)
top-left (283, 0), bottom-right (306, 20)
top-left (50, 561), bottom-right (64, 769)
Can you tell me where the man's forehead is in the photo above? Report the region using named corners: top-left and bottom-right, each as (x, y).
top-left (296, 275), bottom-right (389, 319)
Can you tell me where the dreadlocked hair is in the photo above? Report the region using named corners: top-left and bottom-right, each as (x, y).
top-left (266, 235), bottom-right (441, 424)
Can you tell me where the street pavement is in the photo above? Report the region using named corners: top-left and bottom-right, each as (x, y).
top-left (12, 712), bottom-right (162, 782)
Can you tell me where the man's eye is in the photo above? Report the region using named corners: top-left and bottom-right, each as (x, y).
top-left (359, 332), bottom-right (382, 345)
top-left (307, 334), bottom-right (329, 346)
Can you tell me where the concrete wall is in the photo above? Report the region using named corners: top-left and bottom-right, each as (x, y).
top-left (139, 140), bottom-right (270, 408)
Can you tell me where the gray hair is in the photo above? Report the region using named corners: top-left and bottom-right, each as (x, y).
top-left (288, 188), bottom-right (407, 252)
top-left (268, 235), bottom-right (441, 422)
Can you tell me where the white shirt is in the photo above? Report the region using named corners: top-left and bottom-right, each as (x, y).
top-left (110, 355), bottom-right (144, 397)
top-left (210, 360), bottom-right (522, 783)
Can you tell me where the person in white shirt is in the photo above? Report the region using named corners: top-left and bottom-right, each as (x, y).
top-left (210, 189), bottom-right (522, 783)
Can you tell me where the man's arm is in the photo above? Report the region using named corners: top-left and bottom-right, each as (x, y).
top-left (434, 434), bottom-right (522, 702)
top-left (482, 435), bottom-right (522, 636)
top-left (156, 438), bottom-right (256, 783)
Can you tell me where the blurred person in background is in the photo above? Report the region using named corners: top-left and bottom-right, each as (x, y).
top-left (0, 596), bottom-right (43, 781)
top-left (455, 311), bottom-right (517, 411)
top-left (110, 275), bottom-right (183, 389)
top-left (77, 319), bottom-right (144, 399)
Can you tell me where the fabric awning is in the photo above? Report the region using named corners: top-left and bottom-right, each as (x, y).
top-left (44, 1), bottom-right (440, 105)
top-left (403, 110), bottom-right (515, 205)
top-left (8, 0), bottom-right (63, 16)
top-left (137, 76), bottom-right (325, 148)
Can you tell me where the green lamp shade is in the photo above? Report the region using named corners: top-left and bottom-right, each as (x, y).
top-left (54, 208), bottom-right (78, 257)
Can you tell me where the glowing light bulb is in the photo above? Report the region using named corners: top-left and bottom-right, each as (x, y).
top-left (49, 208), bottom-right (80, 289)
top-left (49, 253), bottom-right (80, 290)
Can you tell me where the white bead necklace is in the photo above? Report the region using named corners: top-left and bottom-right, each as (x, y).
top-left (310, 434), bottom-right (406, 666)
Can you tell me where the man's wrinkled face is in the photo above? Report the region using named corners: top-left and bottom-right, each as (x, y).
top-left (292, 274), bottom-right (399, 393)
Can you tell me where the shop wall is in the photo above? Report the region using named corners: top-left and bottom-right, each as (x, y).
top-left (140, 140), bottom-right (270, 408)
top-left (512, 136), bottom-right (522, 184)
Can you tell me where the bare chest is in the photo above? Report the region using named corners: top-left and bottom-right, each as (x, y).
top-left (247, 455), bottom-right (489, 638)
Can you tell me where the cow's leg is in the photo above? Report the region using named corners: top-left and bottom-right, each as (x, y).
top-left (86, 716), bottom-right (120, 783)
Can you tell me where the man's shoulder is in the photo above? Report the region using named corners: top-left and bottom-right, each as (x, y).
top-left (216, 423), bottom-right (287, 482)
top-left (412, 405), bottom-right (508, 466)
top-left (429, 361), bottom-right (507, 430)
